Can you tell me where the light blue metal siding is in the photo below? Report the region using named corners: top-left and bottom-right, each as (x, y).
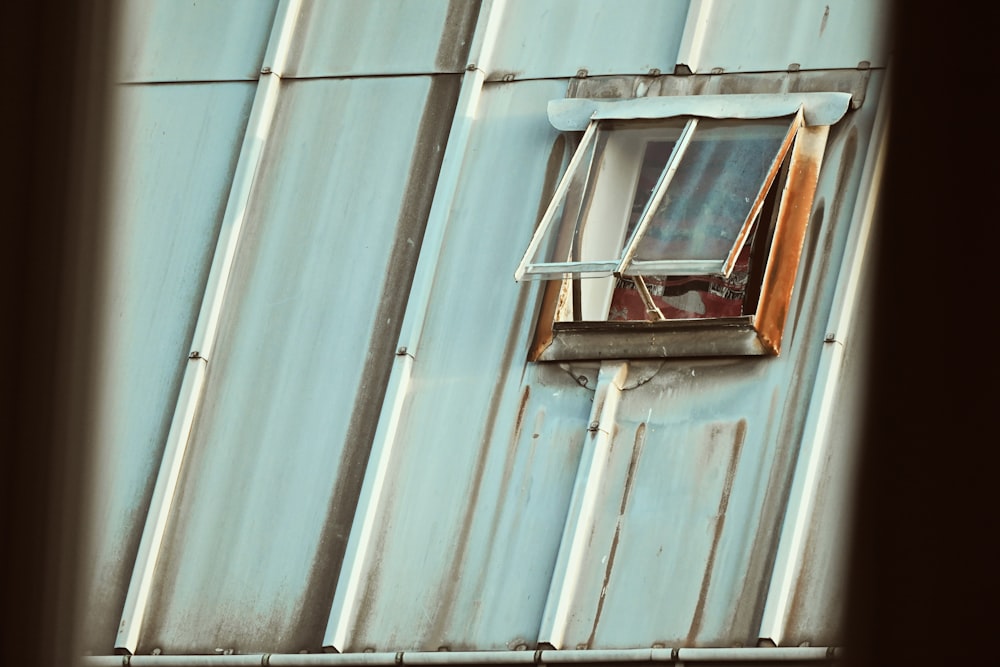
top-left (327, 78), bottom-right (580, 652)
top-left (489, 0), bottom-right (690, 78)
top-left (116, 0), bottom-right (280, 82)
top-left (282, 0), bottom-right (480, 76)
top-left (679, 0), bottom-right (891, 73)
top-left (134, 76), bottom-right (442, 655)
top-left (81, 82), bottom-right (256, 654)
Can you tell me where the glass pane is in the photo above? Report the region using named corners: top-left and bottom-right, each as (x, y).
top-left (573, 120), bottom-right (685, 267)
top-left (633, 117), bottom-right (792, 262)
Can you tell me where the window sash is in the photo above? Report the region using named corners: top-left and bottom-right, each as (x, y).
top-left (516, 109), bottom-right (803, 282)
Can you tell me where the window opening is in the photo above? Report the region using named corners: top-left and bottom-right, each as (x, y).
top-left (517, 92), bottom-right (847, 360)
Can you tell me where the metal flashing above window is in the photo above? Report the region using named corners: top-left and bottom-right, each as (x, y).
top-left (517, 93), bottom-right (839, 361)
top-left (547, 92), bottom-right (853, 130)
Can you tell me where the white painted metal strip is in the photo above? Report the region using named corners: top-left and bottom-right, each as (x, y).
top-left (548, 93), bottom-right (853, 131)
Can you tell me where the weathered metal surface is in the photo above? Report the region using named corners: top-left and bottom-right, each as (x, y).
top-left (760, 72), bottom-right (887, 647)
top-left (538, 318), bottom-right (768, 360)
top-left (569, 70), bottom-right (873, 115)
top-left (676, 0), bottom-right (891, 74)
top-left (116, 0), bottom-right (280, 82)
top-left (79, 645), bottom-right (842, 667)
top-left (487, 0), bottom-right (689, 79)
top-left (79, 81), bottom-right (257, 655)
top-left (281, 0), bottom-right (481, 77)
top-left (128, 76), bottom-right (455, 655)
top-left (548, 93), bottom-right (852, 131)
top-left (85, 0), bottom-right (891, 658)
top-left (325, 79), bottom-right (584, 652)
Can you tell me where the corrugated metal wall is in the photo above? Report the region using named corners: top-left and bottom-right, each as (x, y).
top-left (84, 0), bottom-right (890, 658)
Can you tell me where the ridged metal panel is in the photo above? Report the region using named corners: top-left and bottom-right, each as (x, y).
top-left (282, 0), bottom-right (481, 77)
top-left (535, 78), bottom-right (885, 648)
top-left (131, 76), bottom-right (450, 655)
top-left (488, 0), bottom-right (689, 79)
top-left (775, 289), bottom-right (870, 646)
top-left (116, 0), bottom-right (280, 82)
top-left (677, 0), bottom-right (891, 73)
top-left (80, 82), bottom-right (256, 654)
top-left (326, 79), bottom-right (586, 652)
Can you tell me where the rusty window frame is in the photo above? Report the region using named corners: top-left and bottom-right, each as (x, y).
top-left (516, 93), bottom-right (847, 361)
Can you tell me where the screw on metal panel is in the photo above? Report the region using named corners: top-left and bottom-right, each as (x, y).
top-left (466, 62), bottom-right (477, 71)
top-left (576, 68), bottom-right (589, 78)
top-left (151, 648), bottom-right (161, 656)
top-left (710, 67), bottom-right (724, 74)
top-left (189, 350), bottom-right (201, 359)
top-left (788, 62), bottom-right (801, 72)
top-left (857, 60), bottom-right (871, 70)
top-left (648, 68), bottom-right (661, 77)
top-left (396, 346), bottom-right (410, 357)
top-left (261, 66), bottom-right (271, 75)
top-left (824, 333), bottom-right (837, 343)
top-left (513, 643), bottom-right (528, 651)
top-left (588, 421), bottom-right (600, 432)
top-left (502, 73), bottom-right (515, 82)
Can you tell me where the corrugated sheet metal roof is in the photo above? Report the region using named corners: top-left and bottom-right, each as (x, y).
top-left (80, 82), bottom-right (256, 654)
top-left (677, 0), bottom-right (891, 73)
top-left (487, 0), bottom-right (689, 79)
top-left (116, 0), bottom-right (279, 82)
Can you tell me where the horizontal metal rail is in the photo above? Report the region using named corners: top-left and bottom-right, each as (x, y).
top-left (81, 646), bottom-right (841, 667)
